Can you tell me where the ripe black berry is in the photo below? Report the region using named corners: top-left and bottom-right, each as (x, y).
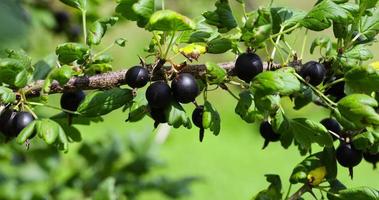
top-left (234, 53), bottom-right (263, 83)
top-left (336, 143), bottom-right (362, 179)
top-left (146, 81), bottom-right (172, 109)
top-left (54, 11), bottom-right (70, 33)
top-left (324, 76), bottom-right (345, 101)
top-left (192, 106), bottom-right (205, 142)
top-left (320, 118), bottom-right (341, 141)
top-left (171, 73), bottom-right (199, 104)
top-left (149, 107), bottom-right (168, 128)
top-left (13, 112), bottom-right (35, 136)
top-left (0, 109), bottom-right (17, 137)
top-left (125, 66), bottom-right (150, 88)
top-left (60, 90), bottom-right (85, 112)
top-left (300, 61), bottom-right (326, 86)
top-left (363, 152), bottom-right (379, 169)
top-left (259, 121), bottom-right (280, 149)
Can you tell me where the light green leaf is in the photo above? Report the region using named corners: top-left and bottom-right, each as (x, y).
top-left (166, 101), bottom-right (192, 129)
top-left (146, 10), bottom-right (195, 31)
top-left (87, 17), bottom-right (119, 46)
top-left (56, 43), bottom-right (90, 64)
top-left (205, 62), bottom-right (227, 84)
top-left (0, 86), bottom-right (16, 103)
top-left (345, 65), bottom-right (379, 94)
top-left (202, 0), bottom-right (237, 33)
top-left (203, 101), bottom-right (221, 136)
top-left (235, 90), bottom-right (260, 123)
top-left (116, 0), bottom-right (155, 28)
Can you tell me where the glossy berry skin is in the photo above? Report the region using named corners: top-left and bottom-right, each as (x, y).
top-left (0, 109), bottom-right (18, 137)
top-left (146, 81), bottom-right (172, 109)
top-left (125, 66), bottom-right (150, 88)
top-left (363, 152), bottom-right (379, 169)
top-left (299, 61), bottom-right (326, 86)
top-left (320, 118), bottom-right (341, 141)
top-left (171, 73), bottom-right (199, 104)
top-left (234, 53), bottom-right (263, 83)
top-left (149, 107), bottom-right (167, 128)
top-left (336, 143), bottom-right (362, 167)
top-left (60, 90), bottom-right (85, 112)
top-left (13, 112), bottom-right (35, 136)
top-left (259, 121), bottom-right (280, 149)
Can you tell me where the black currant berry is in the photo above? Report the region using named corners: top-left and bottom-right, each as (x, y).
top-left (336, 143), bottom-right (362, 179)
top-left (54, 11), bottom-right (70, 33)
top-left (234, 53), bottom-right (263, 83)
top-left (192, 106), bottom-right (205, 142)
top-left (67, 25), bottom-right (81, 42)
top-left (320, 118), bottom-right (341, 141)
top-left (0, 109), bottom-right (18, 137)
top-left (259, 121), bottom-right (280, 149)
top-left (146, 81), bottom-right (172, 109)
top-left (363, 152), bottom-right (379, 169)
top-left (324, 76), bottom-right (345, 101)
top-left (125, 66), bottom-right (150, 88)
top-left (13, 112), bottom-right (35, 137)
top-left (171, 73), bottom-right (199, 104)
top-left (299, 61), bottom-right (326, 86)
top-left (149, 107), bottom-right (167, 128)
top-left (60, 90), bottom-right (85, 112)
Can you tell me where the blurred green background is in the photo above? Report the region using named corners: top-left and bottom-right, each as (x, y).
top-left (1, 0), bottom-right (378, 199)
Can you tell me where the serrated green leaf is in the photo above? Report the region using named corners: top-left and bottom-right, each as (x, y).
top-left (293, 85), bottom-right (317, 110)
top-left (85, 63), bottom-right (112, 75)
top-left (352, 131), bottom-right (375, 151)
top-left (78, 88), bottom-right (134, 117)
top-left (271, 7), bottom-right (305, 34)
top-left (337, 94), bottom-right (379, 129)
top-left (301, 0), bottom-right (352, 31)
top-left (14, 69), bottom-right (29, 88)
top-left (16, 121), bottom-right (36, 144)
top-left (146, 10), bottom-right (195, 31)
top-left (166, 100), bottom-right (192, 129)
top-left (241, 8), bottom-right (272, 46)
top-left (253, 174), bottom-right (282, 200)
top-left (272, 109), bottom-right (293, 149)
top-left (205, 62), bottom-right (227, 85)
top-left (345, 65), bottom-right (379, 94)
top-left (202, 0), bottom-right (237, 33)
top-left (0, 58), bottom-right (26, 87)
top-left (50, 65), bottom-right (74, 85)
top-left (0, 86), bottom-right (16, 103)
top-left (360, 8), bottom-right (379, 40)
top-left (359, 0), bottom-right (379, 14)
top-left (36, 119), bottom-right (60, 145)
top-left (116, 0), bottom-right (155, 28)
top-left (255, 94), bottom-right (281, 114)
top-left (235, 91), bottom-right (260, 123)
top-left (127, 101), bottom-right (148, 122)
top-left (87, 17), bottom-right (119, 46)
top-left (251, 68), bottom-right (301, 96)
top-left (337, 187), bottom-right (379, 200)
top-left (206, 37), bottom-right (232, 54)
top-left (56, 43), bottom-right (90, 64)
top-left (290, 118), bottom-right (334, 149)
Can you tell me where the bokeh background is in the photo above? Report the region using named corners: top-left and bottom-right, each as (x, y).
top-left (0, 0), bottom-right (378, 199)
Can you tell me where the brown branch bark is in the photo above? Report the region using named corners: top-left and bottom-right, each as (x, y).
top-left (24, 61), bottom-right (280, 98)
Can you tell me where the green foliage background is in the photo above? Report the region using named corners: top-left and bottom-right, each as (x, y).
top-left (0, 0), bottom-right (378, 199)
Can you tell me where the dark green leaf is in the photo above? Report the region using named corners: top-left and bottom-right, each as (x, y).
top-left (253, 174), bottom-right (282, 200)
top-left (255, 94), bottom-right (281, 114)
top-left (206, 37), bottom-right (232, 54)
top-left (202, 0), bottom-right (237, 33)
top-left (235, 90), bottom-right (260, 123)
top-left (50, 65), bottom-right (74, 85)
top-left (60, 0), bottom-right (85, 10)
top-left (337, 187), bottom-right (379, 200)
top-left (360, 9), bottom-right (379, 40)
top-left (87, 17), bottom-right (119, 46)
top-left (203, 101), bottom-right (221, 136)
top-left (14, 69), bottom-right (29, 88)
top-left (56, 43), bottom-right (90, 64)
top-left (293, 85), bottom-right (317, 110)
top-left (146, 10), bottom-right (195, 31)
top-left (84, 63), bottom-right (112, 75)
top-left (0, 58), bottom-right (25, 87)
top-left (127, 101), bottom-right (148, 122)
top-left (271, 7), bottom-right (305, 34)
top-left (16, 121), bottom-right (36, 144)
top-left (352, 131), bottom-right (375, 151)
top-left (116, 0), bottom-right (155, 28)
top-left (36, 119), bottom-right (60, 145)
top-left (345, 65), bottom-right (379, 94)
top-left (359, 0), bottom-right (379, 14)
top-left (272, 109), bottom-right (293, 149)
top-left (166, 100), bottom-right (192, 129)
top-left (78, 88), bottom-right (134, 117)
top-left (336, 94), bottom-right (379, 129)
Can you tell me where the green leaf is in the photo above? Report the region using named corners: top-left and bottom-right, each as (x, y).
top-left (352, 131), bottom-right (375, 151)
top-left (272, 109), bottom-right (293, 149)
top-left (343, 44), bottom-right (373, 61)
top-left (0, 86), bottom-right (16, 103)
top-left (251, 68), bottom-right (301, 96)
top-left (293, 85), bottom-right (317, 110)
top-left (206, 37), bottom-right (232, 54)
top-left (310, 37), bottom-right (332, 55)
top-left (205, 62), bottom-right (227, 84)
top-left (290, 118), bottom-right (334, 149)
top-left (235, 91), bottom-right (260, 123)
top-left (271, 7), bottom-right (305, 34)
top-left (56, 43), bottom-right (90, 64)
top-left (146, 10), bottom-right (195, 31)
top-left (241, 8), bottom-right (272, 46)
top-left (84, 63), bottom-right (112, 75)
top-left (360, 9), bottom-right (379, 41)
top-left (78, 88), bottom-right (134, 117)
top-left (87, 17), bottom-right (119, 46)
top-left (60, 0), bottom-right (85, 10)
top-left (337, 187), bottom-right (379, 200)
top-left (179, 43), bottom-right (206, 61)
top-left (301, 0), bottom-right (352, 31)
top-left (116, 0), bottom-right (155, 28)
top-left (202, 0), bottom-right (237, 33)
top-left (359, 0), bottom-right (379, 14)
top-left (115, 38), bottom-right (127, 47)
top-left (16, 121), bottom-right (36, 144)
top-left (255, 94), bottom-right (281, 114)
top-left (36, 119), bottom-right (60, 145)
top-left (50, 65), bottom-right (74, 85)
top-left (0, 58), bottom-right (26, 87)
top-left (5, 49), bottom-right (32, 69)
top-left (345, 65), bottom-right (379, 94)
top-left (337, 94), bottom-right (379, 129)
top-left (203, 101), bottom-right (221, 136)
top-left (166, 100), bottom-right (192, 129)
top-left (93, 54), bottom-right (113, 64)
top-left (92, 177), bottom-right (117, 200)
top-left (14, 69), bottom-right (29, 88)
top-left (127, 100), bottom-right (148, 122)
top-left (253, 174), bottom-right (282, 200)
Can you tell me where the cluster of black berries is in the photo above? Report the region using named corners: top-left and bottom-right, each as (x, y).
top-left (53, 10), bottom-right (81, 42)
top-left (0, 108), bottom-right (35, 140)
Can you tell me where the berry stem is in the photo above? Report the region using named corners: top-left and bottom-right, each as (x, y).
top-left (288, 184), bottom-right (310, 200)
top-left (271, 26), bottom-right (284, 61)
top-left (300, 29), bottom-right (308, 60)
top-left (284, 183), bottom-right (293, 200)
top-left (270, 24), bottom-right (300, 39)
top-left (320, 77), bottom-right (344, 91)
top-left (80, 1), bottom-right (87, 45)
top-left (27, 102), bottom-right (79, 115)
